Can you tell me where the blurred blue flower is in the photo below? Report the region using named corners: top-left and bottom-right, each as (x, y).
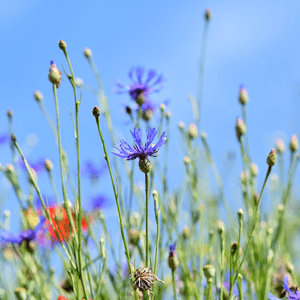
top-left (223, 271), bottom-right (247, 299)
top-left (34, 195), bottom-right (56, 210)
top-left (268, 276), bottom-right (300, 300)
top-left (18, 158), bottom-right (46, 173)
top-left (81, 160), bottom-right (107, 182)
top-left (86, 194), bottom-right (110, 212)
top-left (0, 133), bottom-right (9, 146)
top-left (112, 127), bottom-right (166, 161)
top-left (114, 66), bottom-right (164, 102)
top-left (0, 217), bottom-right (47, 245)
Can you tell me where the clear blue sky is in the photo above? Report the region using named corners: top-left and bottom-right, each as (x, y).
top-left (1, 0), bottom-right (300, 245)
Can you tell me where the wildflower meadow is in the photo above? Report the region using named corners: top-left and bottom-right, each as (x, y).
top-left (1, 2), bottom-right (300, 299)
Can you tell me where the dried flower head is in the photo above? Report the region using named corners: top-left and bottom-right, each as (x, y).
top-left (131, 267), bottom-right (164, 293)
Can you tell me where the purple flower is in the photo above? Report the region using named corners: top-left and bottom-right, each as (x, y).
top-left (112, 128), bottom-right (166, 161)
top-left (81, 160), bottom-right (107, 182)
top-left (112, 127), bottom-right (166, 173)
top-left (114, 66), bottom-right (164, 103)
top-left (86, 194), bottom-right (110, 212)
top-left (0, 217), bottom-right (47, 245)
top-left (268, 276), bottom-right (300, 300)
top-left (18, 158), bottom-right (46, 173)
top-left (0, 133), bottom-right (9, 146)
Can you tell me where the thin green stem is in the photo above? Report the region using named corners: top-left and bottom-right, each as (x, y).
top-left (145, 172), bottom-right (150, 267)
top-left (172, 270), bottom-right (178, 300)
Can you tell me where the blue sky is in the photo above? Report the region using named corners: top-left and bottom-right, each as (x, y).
top-left (0, 0), bottom-right (300, 247)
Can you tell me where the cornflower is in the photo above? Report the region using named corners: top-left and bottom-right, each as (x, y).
top-left (112, 127), bottom-right (166, 173)
top-left (0, 217), bottom-right (46, 245)
top-left (115, 66), bottom-right (164, 106)
top-left (268, 276), bottom-right (300, 300)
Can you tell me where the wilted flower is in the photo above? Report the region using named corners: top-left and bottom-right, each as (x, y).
top-left (268, 276), bottom-right (300, 300)
top-left (114, 66), bottom-right (164, 105)
top-left (112, 127), bottom-right (166, 173)
top-left (131, 267), bottom-right (164, 293)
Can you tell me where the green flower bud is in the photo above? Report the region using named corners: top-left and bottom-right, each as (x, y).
top-left (289, 135), bottom-right (299, 152)
top-left (235, 118), bottom-right (246, 140)
top-left (34, 90), bottom-right (43, 102)
top-left (267, 148), bottom-right (277, 167)
top-left (204, 8), bottom-right (212, 21)
top-left (276, 139), bottom-right (285, 153)
top-left (129, 229), bottom-right (140, 246)
top-left (239, 86), bottom-right (248, 105)
top-left (58, 40), bottom-right (67, 51)
top-left (183, 226), bottom-right (190, 239)
top-left (139, 158), bottom-right (152, 173)
top-left (44, 159), bottom-right (53, 172)
top-left (203, 264), bottom-right (216, 279)
top-left (188, 123), bottom-right (198, 139)
top-left (92, 106), bottom-right (101, 118)
top-left (83, 47), bottom-right (92, 58)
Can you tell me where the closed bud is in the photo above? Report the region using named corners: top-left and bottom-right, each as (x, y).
top-left (201, 131), bottom-right (207, 140)
top-left (33, 90), bottom-right (43, 102)
top-left (10, 134), bottom-right (16, 143)
top-left (178, 121), bottom-right (185, 130)
top-left (129, 229), bottom-right (140, 246)
top-left (92, 106), bottom-right (101, 118)
top-left (253, 192), bottom-right (259, 206)
top-left (136, 93), bottom-right (146, 106)
top-left (7, 110), bottom-right (13, 118)
top-left (188, 123), bottom-right (198, 139)
top-left (75, 78), bottom-right (83, 87)
top-left (276, 139), bottom-right (285, 153)
top-left (160, 103), bottom-right (166, 111)
top-left (238, 86), bottom-right (248, 105)
top-left (237, 208), bottom-right (244, 219)
top-left (183, 156), bottom-right (191, 165)
top-left (83, 47), bottom-right (92, 58)
top-left (204, 8), bottom-right (212, 21)
top-left (125, 106), bottom-right (132, 115)
top-left (289, 135), bottom-right (299, 152)
top-left (231, 242), bottom-right (238, 255)
top-left (139, 158), bottom-right (152, 173)
top-left (235, 118), bottom-right (246, 140)
top-left (168, 244), bottom-right (179, 271)
top-left (166, 110), bottom-right (171, 119)
top-left (216, 220), bottom-right (225, 234)
top-left (250, 163), bottom-right (259, 177)
top-left (267, 148), bottom-right (277, 167)
top-left (277, 204), bottom-right (284, 212)
top-left (203, 264), bottom-right (215, 279)
top-left (44, 159), bottom-right (53, 172)
top-left (183, 226), bottom-right (190, 239)
top-left (142, 109), bottom-right (153, 121)
top-left (48, 61), bottom-right (62, 87)
top-left (58, 40), bottom-right (67, 51)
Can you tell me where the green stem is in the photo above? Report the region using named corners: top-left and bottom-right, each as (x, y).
top-left (172, 270), bottom-right (178, 300)
top-left (145, 172), bottom-right (150, 267)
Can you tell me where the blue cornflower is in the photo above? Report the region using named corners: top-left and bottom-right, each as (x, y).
top-left (112, 127), bottom-right (166, 173)
top-left (81, 160), bottom-right (107, 182)
top-left (168, 243), bottom-right (179, 270)
top-left (268, 276), bottom-right (300, 300)
top-left (115, 66), bottom-right (164, 105)
top-left (0, 133), bottom-right (9, 146)
top-left (223, 271), bottom-right (247, 299)
top-left (86, 194), bottom-right (110, 212)
top-left (0, 217), bottom-right (47, 245)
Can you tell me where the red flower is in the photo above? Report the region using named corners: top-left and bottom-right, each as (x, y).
top-left (57, 296), bottom-right (92, 300)
top-left (40, 205), bottom-right (89, 243)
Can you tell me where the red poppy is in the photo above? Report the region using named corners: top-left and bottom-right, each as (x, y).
top-left (42, 205), bottom-right (90, 243)
top-left (57, 296), bottom-right (92, 300)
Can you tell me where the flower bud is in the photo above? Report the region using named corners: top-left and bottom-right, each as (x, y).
top-left (168, 244), bottom-right (179, 271)
top-left (58, 40), bottom-right (67, 51)
top-left (183, 156), bottom-right (191, 165)
top-left (10, 134), bottom-right (16, 144)
top-left (75, 78), bottom-right (83, 87)
top-left (166, 111), bottom-right (171, 119)
top-left (276, 139), bottom-right (285, 153)
top-left (83, 47), bottom-right (92, 58)
top-left (129, 229), bottom-right (140, 246)
top-left (231, 242), bottom-right (238, 255)
top-left (188, 123), bottom-right (198, 139)
top-left (203, 264), bottom-right (215, 279)
top-left (142, 109), bottom-right (153, 121)
top-left (139, 158), bottom-right (152, 173)
top-left (125, 106), bottom-right (132, 115)
top-left (160, 103), bottom-right (166, 111)
top-left (250, 163), bottom-right (259, 177)
top-left (7, 110), bottom-right (13, 118)
top-left (4, 210), bottom-right (10, 218)
top-left (92, 106), bottom-right (101, 118)
top-left (235, 118), bottom-right (246, 140)
top-left (238, 86), bottom-right (248, 105)
top-left (136, 93), bottom-right (146, 106)
top-left (267, 148), bottom-right (277, 167)
top-left (216, 220), bottom-right (225, 234)
top-left (201, 131), bottom-right (207, 140)
top-left (253, 192), bottom-right (259, 206)
top-left (183, 226), bottom-right (190, 239)
top-left (237, 208), bottom-right (244, 219)
top-left (33, 90), bottom-right (43, 102)
top-left (289, 135), bottom-right (299, 152)
top-left (48, 61), bottom-right (62, 88)
top-left (44, 159), bottom-right (53, 172)
top-left (204, 8), bottom-right (212, 21)
top-left (178, 121), bottom-right (185, 130)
